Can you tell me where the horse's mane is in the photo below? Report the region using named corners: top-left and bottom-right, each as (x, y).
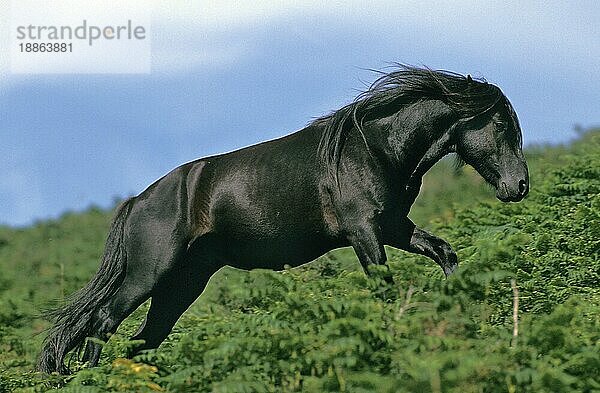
top-left (315, 65), bottom-right (506, 182)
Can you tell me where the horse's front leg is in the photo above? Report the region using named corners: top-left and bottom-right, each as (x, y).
top-left (387, 218), bottom-right (458, 277)
top-left (345, 217), bottom-right (394, 284)
top-left (409, 226), bottom-right (458, 276)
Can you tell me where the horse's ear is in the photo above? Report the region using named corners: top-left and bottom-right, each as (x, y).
top-left (466, 74), bottom-right (473, 83)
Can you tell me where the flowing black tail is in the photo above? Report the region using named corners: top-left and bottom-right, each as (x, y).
top-left (37, 198), bottom-right (134, 374)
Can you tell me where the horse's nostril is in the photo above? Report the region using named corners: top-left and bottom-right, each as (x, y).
top-left (518, 179), bottom-right (528, 195)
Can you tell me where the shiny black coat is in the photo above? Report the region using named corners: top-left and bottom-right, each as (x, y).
top-left (38, 66), bottom-right (528, 374)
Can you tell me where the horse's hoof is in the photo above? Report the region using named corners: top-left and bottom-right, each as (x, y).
top-left (443, 263), bottom-right (458, 277)
top-left (383, 274), bottom-right (395, 285)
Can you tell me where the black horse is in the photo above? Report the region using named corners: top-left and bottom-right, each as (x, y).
top-left (38, 66), bottom-right (528, 374)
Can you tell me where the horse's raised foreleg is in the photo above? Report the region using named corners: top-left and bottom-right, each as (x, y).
top-left (386, 218), bottom-right (458, 276)
top-left (408, 227), bottom-right (458, 276)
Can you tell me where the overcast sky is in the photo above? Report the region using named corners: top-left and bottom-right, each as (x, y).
top-left (1, 1), bottom-right (599, 226)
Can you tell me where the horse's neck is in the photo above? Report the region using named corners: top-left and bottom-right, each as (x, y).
top-left (391, 103), bottom-right (457, 202)
top-left (382, 101), bottom-right (456, 170)
top-left (410, 130), bottom-right (453, 180)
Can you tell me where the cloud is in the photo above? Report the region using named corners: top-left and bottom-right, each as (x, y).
top-left (148, 1), bottom-right (323, 73)
top-left (2, 1), bottom-right (598, 79)
top-left (150, 31), bottom-right (249, 74)
top-left (149, 1), bottom-right (357, 31)
top-left (144, 0), bottom-right (600, 82)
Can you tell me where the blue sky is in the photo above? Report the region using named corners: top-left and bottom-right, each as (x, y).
top-left (1, 1), bottom-right (599, 226)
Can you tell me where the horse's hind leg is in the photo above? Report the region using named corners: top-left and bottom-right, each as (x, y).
top-left (81, 226), bottom-right (188, 366)
top-left (129, 243), bottom-right (219, 355)
top-left (80, 278), bottom-right (152, 366)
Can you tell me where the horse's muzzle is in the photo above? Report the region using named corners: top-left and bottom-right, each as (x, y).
top-left (496, 178), bottom-right (528, 202)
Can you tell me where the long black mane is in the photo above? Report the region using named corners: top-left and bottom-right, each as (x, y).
top-left (316, 65), bottom-right (506, 181)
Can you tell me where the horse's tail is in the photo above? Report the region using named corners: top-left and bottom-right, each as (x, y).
top-left (37, 198), bottom-right (134, 374)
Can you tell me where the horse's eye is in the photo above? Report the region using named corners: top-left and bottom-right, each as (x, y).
top-left (494, 121), bottom-right (506, 132)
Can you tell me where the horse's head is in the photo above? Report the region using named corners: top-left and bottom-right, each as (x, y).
top-left (454, 99), bottom-right (529, 202)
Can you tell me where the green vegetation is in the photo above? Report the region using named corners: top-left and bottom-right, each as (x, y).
top-left (1, 130), bottom-right (598, 392)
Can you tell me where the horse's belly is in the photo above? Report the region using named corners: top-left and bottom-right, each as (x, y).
top-left (203, 229), bottom-right (342, 270)
top-left (196, 177), bottom-right (343, 268)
